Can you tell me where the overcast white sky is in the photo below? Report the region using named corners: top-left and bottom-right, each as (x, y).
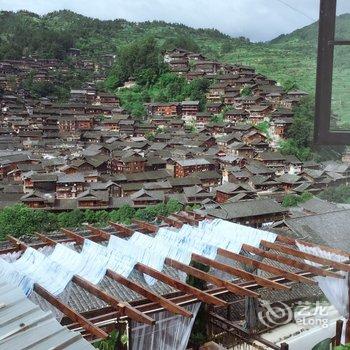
top-left (1, 0), bottom-right (350, 41)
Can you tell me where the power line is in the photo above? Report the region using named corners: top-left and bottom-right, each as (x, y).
top-left (275, 0), bottom-right (317, 22)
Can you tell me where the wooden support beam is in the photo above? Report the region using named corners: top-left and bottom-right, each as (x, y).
top-left (261, 240), bottom-right (350, 272)
top-left (61, 228), bottom-right (85, 245)
top-left (89, 227), bottom-right (110, 241)
top-left (185, 210), bottom-right (206, 221)
top-left (171, 213), bottom-right (196, 225)
top-left (35, 232), bottom-right (56, 245)
top-left (158, 215), bottom-right (183, 229)
top-left (71, 275), bottom-right (154, 325)
top-left (85, 225), bottom-right (103, 236)
top-left (34, 283), bottom-right (108, 339)
top-left (132, 219), bottom-right (158, 234)
top-left (276, 235), bottom-right (350, 259)
top-left (108, 221), bottom-right (133, 237)
top-left (165, 258), bottom-right (259, 298)
top-left (12, 234), bottom-right (155, 326)
top-left (105, 269), bottom-right (191, 318)
top-left (96, 223), bottom-right (289, 291)
top-left (242, 244), bottom-right (343, 279)
top-left (7, 235), bottom-right (28, 250)
top-left (85, 225), bottom-right (112, 241)
top-left (191, 253), bottom-right (290, 290)
top-left (0, 237), bottom-right (88, 255)
top-left (0, 245), bottom-right (19, 254)
top-left (177, 212), bottom-right (200, 224)
top-left (217, 248), bottom-right (316, 285)
top-left (136, 263), bottom-right (227, 307)
top-left (72, 226), bottom-right (259, 299)
top-left (58, 229), bottom-right (192, 318)
top-left (78, 225), bottom-right (261, 298)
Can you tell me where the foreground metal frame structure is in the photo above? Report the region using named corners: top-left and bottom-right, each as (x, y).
top-left (314, 0), bottom-right (350, 144)
top-left (1, 211), bottom-right (350, 349)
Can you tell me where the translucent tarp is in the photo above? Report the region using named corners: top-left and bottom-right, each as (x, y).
top-left (131, 302), bottom-right (201, 350)
top-left (296, 242), bottom-right (349, 319)
top-left (0, 219), bottom-right (278, 295)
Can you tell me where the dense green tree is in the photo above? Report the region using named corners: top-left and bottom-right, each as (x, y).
top-left (57, 209), bottom-right (85, 227)
top-left (256, 121), bottom-right (270, 135)
top-left (0, 205), bottom-right (57, 238)
top-left (279, 139), bottom-right (313, 161)
top-left (184, 78), bottom-right (210, 110)
top-left (150, 72), bottom-right (187, 102)
top-left (287, 96), bottom-right (314, 148)
top-left (109, 205), bottom-right (135, 224)
top-left (319, 185), bottom-right (350, 203)
top-left (84, 209), bottom-right (97, 223)
top-left (240, 86), bottom-right (253, 96)
top-left (282, 192), bottom-right (313, 207)
top-left (107, 36), bottom-right (166, 89)
top-left (165, 199), bottom-right (183, 213)
top-left (221, 41), bottom-right (234, 54)
top-left (162, 35), bottom-right (200, 53)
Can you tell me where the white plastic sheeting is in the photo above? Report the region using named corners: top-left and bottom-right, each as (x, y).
top-left (109, 234), bottom-right (165, 285)
top-left (50, 242), bottom-right (109, 285)
top-left (127, 231), bottom-right (218, 284)
top-left (2, 247), bottom-right (72, 295)
top-left (0, 258), bottom-right (34, 296)
top-left (0, 219), bottom-right (279, 294)
top-left (131, 302), bottom-right (201, 350)
top-left (296, 243), bottom-right (349, 332)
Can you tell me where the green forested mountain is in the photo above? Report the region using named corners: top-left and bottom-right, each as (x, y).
top-left (270, 13), bottom-right (350, 126)
top-left (271, 13), bottom-right (350, 46)
top-left (0, 10), bottom-right (236, 60)
top-left (0, 10), bottom-right (349, 97)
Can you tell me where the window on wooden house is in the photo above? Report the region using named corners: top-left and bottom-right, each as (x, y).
top-left (315, 0), bottom-right (350, 144)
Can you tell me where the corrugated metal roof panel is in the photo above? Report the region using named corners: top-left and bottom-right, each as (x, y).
top-left (0, 282), bottom-right (95, 350)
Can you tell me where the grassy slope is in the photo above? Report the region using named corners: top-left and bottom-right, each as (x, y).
top-left (270, 14), bottom-right (350, 127)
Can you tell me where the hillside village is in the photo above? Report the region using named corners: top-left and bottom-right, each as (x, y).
top-left (2, 6), bottom-right (350, 350)
top-left (0, 47), bottom-right (349, 222)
